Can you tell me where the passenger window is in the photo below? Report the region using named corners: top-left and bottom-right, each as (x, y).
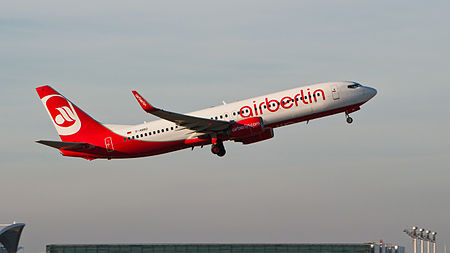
top-left (166, 128), bottom-right (169, 131)
top-left (233, 112), bottom-right (236, 116)
top-left (140, 134), bottom-right (143, 137)
top-left (220, 115), bottom-right (223, 119)
top-left (124, 138), bottom-right (127, 141)
top-left (171, 127), bottom-right (174, 130)
top-left (145, 133), bottom-right (147, 136)
top-left (225, 114), bottom-right (228, 118)
top-left (157, 130), bottom-right (160, 133)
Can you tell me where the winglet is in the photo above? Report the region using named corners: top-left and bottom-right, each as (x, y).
top-left (132, 91), bottom-right (158, 113)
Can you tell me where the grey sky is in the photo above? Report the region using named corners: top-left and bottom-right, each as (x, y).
top-left (1, 1), bottom-right (449, 252)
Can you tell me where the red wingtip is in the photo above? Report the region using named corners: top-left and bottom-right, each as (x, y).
top-left (132, 91), bottom-right (157, 113)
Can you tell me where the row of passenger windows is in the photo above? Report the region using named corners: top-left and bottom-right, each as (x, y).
top-left (123, 125), bottom-right (179, 141)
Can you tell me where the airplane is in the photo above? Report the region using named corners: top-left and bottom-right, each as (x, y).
top-left (36, 81), bottom-right (377, 160)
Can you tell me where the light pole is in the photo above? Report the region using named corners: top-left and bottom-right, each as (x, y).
top-left (420, 228), bottom-right (425, 253)
top-left (404, 226), bottom-right (419, 253)
top-left (426, 230), bottom-right (431, 253)
top-left (414, 227), bottom-right (418, 253)
top-left (432, 232), bottom-right (437, 253)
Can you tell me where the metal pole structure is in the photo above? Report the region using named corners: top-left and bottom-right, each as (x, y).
top-left (404, 226), bottom-right (419, 253)
top-left (432, 232), bottom-right (437, 253)
top-left (420, 229), bottom-right (425, 253)
top-left (413, 227), bottom-right (418, 253)
top-left (414, 238), bottom-right (417, 253)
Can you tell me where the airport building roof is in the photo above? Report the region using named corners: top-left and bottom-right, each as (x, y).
top-left (0, 223), bottom-right (25, 253)
top-left (47, 243), bottom-right (393, 253)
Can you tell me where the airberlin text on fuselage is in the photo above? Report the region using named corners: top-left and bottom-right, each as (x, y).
top-left (239, 88), bottom-right (325, 118)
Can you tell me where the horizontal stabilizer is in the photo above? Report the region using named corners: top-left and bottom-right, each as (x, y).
top-left (36, 140), bottom-right (89, 150)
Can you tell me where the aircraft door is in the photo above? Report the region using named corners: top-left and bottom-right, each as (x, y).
top-left (331, 85), bottom-right (340, 100)
top-left (105, 137), bottom-right (114, 152)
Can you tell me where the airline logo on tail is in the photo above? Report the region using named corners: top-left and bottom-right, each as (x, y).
top-left (41, 94), bottom-right (81, 135)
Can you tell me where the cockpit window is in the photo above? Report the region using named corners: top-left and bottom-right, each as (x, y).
top-left (348, 83), bottom-right (362, 89)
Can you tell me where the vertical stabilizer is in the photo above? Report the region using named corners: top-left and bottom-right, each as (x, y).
top-left (36, 85), bottom-right (110, 143)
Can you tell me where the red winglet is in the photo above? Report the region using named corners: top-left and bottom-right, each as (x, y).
top-left (132, 91), bottom-right (157, 113)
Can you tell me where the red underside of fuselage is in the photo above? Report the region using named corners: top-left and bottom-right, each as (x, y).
top-left (61, 103), bottom-right (364, 160)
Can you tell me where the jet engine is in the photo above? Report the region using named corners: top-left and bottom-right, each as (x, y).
top-left (239, 128), bottom-right (274, 144)
top-left (229, 117), bottom-right (264, 139)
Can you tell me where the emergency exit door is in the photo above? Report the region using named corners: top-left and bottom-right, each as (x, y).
top-left (105, 137), bottom-right (114, 152)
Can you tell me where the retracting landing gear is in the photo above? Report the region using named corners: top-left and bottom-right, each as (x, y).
top-left (345, 106), bottom-right (360, 124)
top-left (211, 140), bottom-right (226, 157)
top-left (345, 113), bottom-right (353, 124)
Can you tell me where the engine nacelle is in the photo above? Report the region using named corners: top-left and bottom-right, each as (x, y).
top-left (240, 128), bottom-right (274, 145)
top-left (229, 117), bottom-right (264, 139)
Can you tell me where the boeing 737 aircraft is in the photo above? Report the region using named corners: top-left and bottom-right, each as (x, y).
top-left (36, 81), bottom-right (376, 160)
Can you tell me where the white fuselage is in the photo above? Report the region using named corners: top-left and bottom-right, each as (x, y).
top-left (106, 81), bottom-right (376, 142)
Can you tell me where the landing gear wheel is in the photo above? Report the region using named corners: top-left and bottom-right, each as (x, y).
top-left (346, 116), bottom-right (353, 124)
top-left (211, 140), bottom-right (226, 157)
top-left (211, 145), bottom-right (221, 154)
top-left (217, 149), bottom-right (226, 157)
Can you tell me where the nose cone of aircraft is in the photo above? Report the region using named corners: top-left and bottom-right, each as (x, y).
top-left (365, 86), bottom-right (377, 100)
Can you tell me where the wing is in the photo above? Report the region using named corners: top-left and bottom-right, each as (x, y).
top-left (132, 91), bottom-right (231, 133)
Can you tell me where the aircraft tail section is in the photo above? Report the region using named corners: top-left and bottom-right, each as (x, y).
top-left (36, 85), bottom-right (112, 144)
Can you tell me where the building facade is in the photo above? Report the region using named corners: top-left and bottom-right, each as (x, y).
top-left (47, 243), bottom-right (378, 253)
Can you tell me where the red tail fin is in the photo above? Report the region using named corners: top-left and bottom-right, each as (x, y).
top-left (36, 85), bottom-right (110, 143)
